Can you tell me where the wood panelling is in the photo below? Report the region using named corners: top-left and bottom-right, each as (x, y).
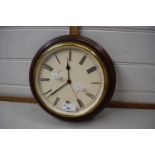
top-left (0, 28), bottom-right (68, 58)
top-left (0, 84), bottom-right (32, 96)
top-left (0, 26), bottom-right (155, 104)
top-left (0, 60), bottom-right (155, 92)
top-left (113, 91), bottom-right (155, 103)
top-left (0, 27), bottom-right (155, 64)
top-left (115, 64), bottom-right (155, 92)
top-left (0, 60), bottom-right (30, 85)
top-left (83, 30), bottom-right (155, 64)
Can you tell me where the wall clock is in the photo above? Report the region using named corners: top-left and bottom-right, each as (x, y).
top-left (29, 27), bottom-right (116, 121)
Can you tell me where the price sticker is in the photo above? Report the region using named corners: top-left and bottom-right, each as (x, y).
top-left (62, 101), bottom-right (76, 112)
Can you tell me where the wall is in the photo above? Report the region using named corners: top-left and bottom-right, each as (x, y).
top-left (0, 26), bottom-right (155, 103)
top-left (0, 101), bottom-right (155, 128)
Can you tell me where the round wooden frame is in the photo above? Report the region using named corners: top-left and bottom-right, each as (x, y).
top-left (29, 35), bottom-right (116, 121)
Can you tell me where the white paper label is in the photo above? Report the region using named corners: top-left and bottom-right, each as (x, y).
top-left (62, 102), bottom-right (76, 112)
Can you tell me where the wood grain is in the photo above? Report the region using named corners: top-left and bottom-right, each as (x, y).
top-left (109, 101), bottom-right (155, 109)
top-left (0, 96), bottom-right (36, 103)
top-left (70, 26), bottom-right (80, 36)
top-left (0, 96), bottom-right (155, 109)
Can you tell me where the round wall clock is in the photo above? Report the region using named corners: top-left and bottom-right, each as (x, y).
top-left (29, 27), bottom-right (116, 121)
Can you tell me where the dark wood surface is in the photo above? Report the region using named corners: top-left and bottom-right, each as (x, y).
top-left (70, 26), bottom-right (80, 36)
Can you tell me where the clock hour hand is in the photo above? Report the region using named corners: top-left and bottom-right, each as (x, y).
top-left (66, 58), bottom-right (71, 84)
top-left (47, 82), bottom-right (68, 97)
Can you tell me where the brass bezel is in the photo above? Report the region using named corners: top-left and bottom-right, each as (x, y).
top-left (32, 42), bottom-right (109, 118)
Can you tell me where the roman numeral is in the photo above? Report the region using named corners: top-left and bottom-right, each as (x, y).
top-left (39, 78), bottom-right (50, 81)
top-left (69, 50), bottom-right (72, 61)
top-left (53, 97), bottom-right (60, 106)
top-left (77, 99), bottom-right (85, 108)
top-left (43, 89), bottom-right (52, 95)
top-left (85, 92), bottom-right (96, 99)
top-left (87, 66), bottom-right (97, 74)
top-left (55, 54), bottom-right (60, 64)
top-left (43, 64), bottom-right (53, 71)
top-left (90, 82), bottom-right (102, 84)
top-left (79, 55), bottom-right (87, 65)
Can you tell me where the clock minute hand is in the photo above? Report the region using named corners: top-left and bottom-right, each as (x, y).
top-left (47, 82), bottom-right (68, 97)
top-left (69, 84), bottom-right (85, 108)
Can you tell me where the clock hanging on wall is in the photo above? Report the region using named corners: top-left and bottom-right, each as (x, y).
top-left (29, 27), bottom-right (116, 121)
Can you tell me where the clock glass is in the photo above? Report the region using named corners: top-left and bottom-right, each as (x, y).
top-left (30, 34), bottom-right (116, 121)
top-left (32, 42), bottom-right (108, 118)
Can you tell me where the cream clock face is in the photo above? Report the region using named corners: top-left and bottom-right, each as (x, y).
top-left (33, 42), bottom-right (108, 118)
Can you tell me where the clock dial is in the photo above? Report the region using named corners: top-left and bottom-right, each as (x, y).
top-left (30, 36), bottom-right (116, 121)
top-left (33, 42), bottom-right (108, 118)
